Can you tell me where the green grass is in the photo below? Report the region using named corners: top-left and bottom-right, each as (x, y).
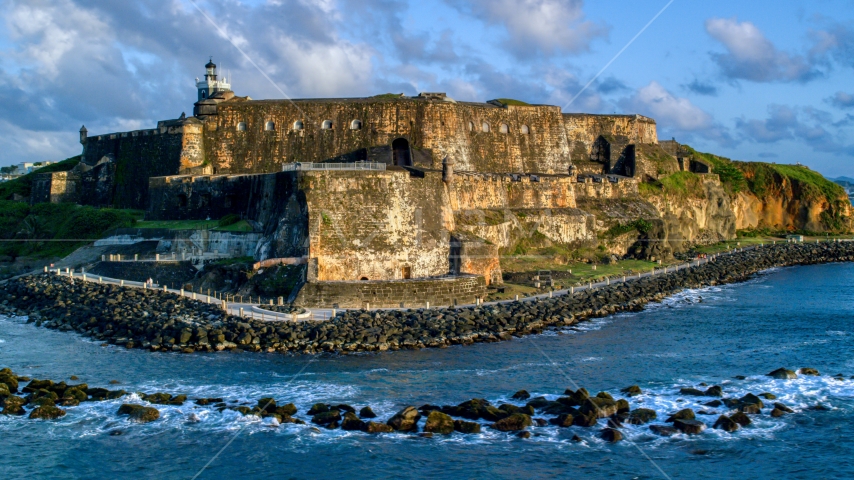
top-left (494, 98), bottom-right (531, 106)
top-left (658, 171), bottom-right (705, 198)
top-left (135, 219), bottom-right (219, 230)
top-left (0, 201), bottom-right (138, 258)
top-left (372, 93), bottom-right (404, 100)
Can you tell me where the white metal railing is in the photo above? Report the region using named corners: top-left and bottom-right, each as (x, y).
top-left (281, 161), bottom-right (386, 172)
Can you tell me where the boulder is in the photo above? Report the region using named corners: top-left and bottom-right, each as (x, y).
top-left (679, 387), bottom-right (706, 396)
top-left (773, 402), bottom-right (794, 413)
top-left (516, 431), bottom-right (532, 439)
top-left (620, 385), bottom-right (642, 397)
top-left (526, 397), bottom-right (550, 409)
top-left (649, 425), bottom-right (678, 436)
top-left (365, 421), bottom-right (394, 433)
top-left (387, 406), bottom-right (421, 432)
top-left (0, 383), bottom-right (10, 398)
top-left (565, 388), bottom-right (590, 406)
top-left (276, 403), bottom-right (298, 416)
top-left (307, 403), bottom-right (329, 415)
top-left (573, 411), bottom-right (598, 427)
top-left (334, 404), bottom-right (356, 414)
top-left (453, 420), bottom-right (482, 434)
top-left (799, 368), bottom-right (820, 376)
top-left (600, 428), bottom-right (623, 442)
top-left (28, 405), bottom-right (66, 420)
top-left (549, 414), bottom-right (574, 427)
top-left (579, 397), bottom-right (618, 418)
top-left (673, 419), bottom-right (706, 434)
top-left (767, 368), bottom-right (797, 380)
top-left (729, 412), bottom-right (752, 426)
top-left (704, 386), bottom-right (723, 397)
top-left (424, 411), bottom-right (454, 434)
top-left (596, 391), bottom-right (614, 401)
top-left (615, 399), bottom-right (630, 414)
top-left (626, 408), bottom-right (657, 425)
top-left (758, 393), bottom-right (777, 400)
top-left (117, 404), bottom-right (160, 423)
top-left (359, 406), bottom-right (377, 419)
top-left (665, 409), bottom-right (695, 422)
top-left (511, 390), bottom-right (531, 400)
top-left (770, 408), bottom-right (787, 418)
top-left (0, 373), bottom-right (18, 393)
top-left (311, 410), bottom-right (341, 426)
top-left (341, 412), bottom-right (366, 431)
top-left (491, 413), bottom-right (532, 432)
top-left (1, 395), bottom-right (26, 415)
top-left (713, 415), bottom-right (739, 432)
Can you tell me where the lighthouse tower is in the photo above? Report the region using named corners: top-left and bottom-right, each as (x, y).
top-left (196, 58), bottom-right (231, 102)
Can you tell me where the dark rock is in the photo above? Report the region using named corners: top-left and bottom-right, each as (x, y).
top-left (533, 418), bottom-right (548, 427)
top-left (770, 408), bottom-right (786, 418)
top-left (573, 411), bottom-right (598, 427)
top-left (679, 387), bottom-right (706, 396)
top-left (600, 428), bottom-right (623, 442)
top-left (773, 402), bottom-right (794, 413)
top-left (453, 419), bottom-right (481, 434)
top-left (276, 403), bottom-right (297, 416)
top-left (799, 368), bottom-right (820, 376)
top-left (311, 410), bottom-right (341, 426)
top-left (424, 411), bottom-right (454, 434)
top-left (511, 390), bottom-right (531, 400)
top-left (359, 406), bottom-right (377, 419)
top-left (704, 386), bottom-right (723, 397)
top-left (767, 368), bottom-right (797, 380)
top-left (387, 406), bottom-right (421, 432)
top-left (704, 400), bottom-right (723, 408)
top-left (491, 413), bottom-right (532, 431)
top-left (596, 391), bottom-right (614, 400)
top-left (713, 415), bottom-right (739, 432)
top-left (365, 421), bottom-right (394, 433)
top-left (549, 414), bottom-right (574, 427)
top-left (579, 397), bottom-right (618, 418)
top-left (29, 405), bottom-right (66, 420)
top-left (649, 425), bottom-right (679, 436)
top-left (808, 405), bottom-right (830, 411)
top-left (758, 393), bottom-right (777, 400)
top-left (307, 403), bottom-right (329, 415)
top-left (674, 419), bottom-right (706, 434)
top-left (615, 399), bottom-right (630, 414)
top-left (571, 435), bottom-right (583, 442)
top-left (730, 412), bottom-right (752, 426)
top-left (117, 404), bottom-right (160, 423)
top-left (665, 409), bottom-right (695, 423)
top-left (341, 412), bottom-right (366, 431)
top-left (526, 396), bottom-right (550, 409)
top-left (626, 408), bottom-right (657, 425)
top-left (334, 404), bottom-right (356, 414)
top-left (516, 431), bottom-right (532, 439)
top-left (620, 385), bottom-right (642, 397)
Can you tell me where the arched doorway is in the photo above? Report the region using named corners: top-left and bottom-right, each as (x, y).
top-left (392, 138), bottom-right (412, 167)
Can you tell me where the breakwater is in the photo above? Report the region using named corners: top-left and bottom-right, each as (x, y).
top-left (1, 242), bottom-right (853, 355)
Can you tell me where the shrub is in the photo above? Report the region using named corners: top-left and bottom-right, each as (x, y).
top-left (218, 214), bottom-right (240, 227)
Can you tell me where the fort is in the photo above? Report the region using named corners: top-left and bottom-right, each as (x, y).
top-left (31, 59), bottom-right (844, 308)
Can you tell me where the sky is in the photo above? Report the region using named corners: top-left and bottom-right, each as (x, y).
top-left (1, 0), bottom-right (853, 177)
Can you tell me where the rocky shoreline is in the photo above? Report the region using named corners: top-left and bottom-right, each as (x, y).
top-left (0, 366), bottom-right (843, 440)
top-left (1, 242), bottom-right (853, 355)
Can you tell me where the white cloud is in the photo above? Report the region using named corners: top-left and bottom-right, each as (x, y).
top-left (449, 0), bottom-right (608, 58)
top-left (622, 81), bottom-right (712, 131)
top-left (705, 17), bottom-right (818, 82)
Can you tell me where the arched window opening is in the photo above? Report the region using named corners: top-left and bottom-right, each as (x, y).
top-left (177, 193), bottom-right (188, 207)
top-left (265, 121), bottom-right (275, 131)
top-left (237, 122), bottom-right (247, 131)
top-left (201, 91), bottom-right (206, 98)
top-left (499, 123), bottom-right (509, 133)
top-left (520, 125), bottom-right (530, 134)
top-left (392, 138), bottom-right (413, 167)
top-left (482, 122), bottom-right (490, 133)
top-left (468, 121), bottom-right (474, 132)
top-left (360, 277), bottom-right (369, 281)
top-left (322, 120), bottom-right (333, 130)
top-left (350, 119), bottom-right (362, 130)
top-left (293, 120), bottom-right (304, 131)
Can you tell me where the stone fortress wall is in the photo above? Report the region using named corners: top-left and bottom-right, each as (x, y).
top-left (35, 60), bottom-right (729, 307)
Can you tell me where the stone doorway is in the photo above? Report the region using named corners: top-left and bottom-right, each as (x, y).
top-left (392, 138), bottom-right (412, 167)
top-left (402, 266), bottom-right (411, 279)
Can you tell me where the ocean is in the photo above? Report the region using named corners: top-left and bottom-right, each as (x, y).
top-left (2, 262), bottom-right (853, 479)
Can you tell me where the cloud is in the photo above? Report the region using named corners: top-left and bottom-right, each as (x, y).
top-left (705, 17), bottom-right (820, 83)
top-left (809, 22), bottom-right (854, 66)
top-left (683, 79), bottom-right (718, 96)
top-left (447, 0), bottom-right (608, 58)
top-left (737, 104), bottom-right (854, 156)
top-left (619, 81), bottom-right (734, 147)
top-left (828, 91), bottom-right (854, 109)
top-left (596, 77), bottom-right (628, 95)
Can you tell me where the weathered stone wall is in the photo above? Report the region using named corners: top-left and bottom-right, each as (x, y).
top-left (203, 98), bottom-right (573, 174)
top-left (563, 114), bottom-right (658, 158)
top-left (301, 169), bottom-right (450, 282)
top-left (30, 171), bottom-right (81, 204)
top-left (449, 174), bottom-right (577, 211)
top-left (294, 274), bottom-right (486, 308)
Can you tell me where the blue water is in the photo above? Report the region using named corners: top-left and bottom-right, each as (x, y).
top-left (2, 263), bottom-right (854, 479)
